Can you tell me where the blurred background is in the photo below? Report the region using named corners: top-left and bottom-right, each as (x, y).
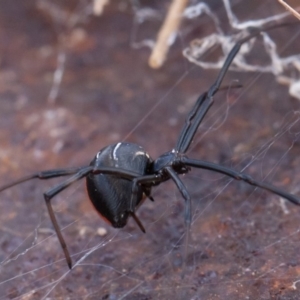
top-left (0, 1), bottom-right (300, 299)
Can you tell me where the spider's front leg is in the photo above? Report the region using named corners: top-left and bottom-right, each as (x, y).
top-left (129, 174), bottom-right (163, 232)
top-left (133, 164), bottom-right (192, 228)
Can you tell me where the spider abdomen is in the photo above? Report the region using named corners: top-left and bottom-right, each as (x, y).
top-left (86, 142), bottom-right (152, 228)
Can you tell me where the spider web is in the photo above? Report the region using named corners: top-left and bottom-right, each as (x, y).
top-left (182, 0), bottom-right (300, 100)
top-left (0, 0), bottom-right (300, 299)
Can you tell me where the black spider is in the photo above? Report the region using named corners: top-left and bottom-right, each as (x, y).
top-left (1, 25), bottom-right (299, 269)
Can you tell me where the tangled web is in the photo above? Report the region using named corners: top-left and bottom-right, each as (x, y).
top-left (1, 1), bottom-right (300, 299)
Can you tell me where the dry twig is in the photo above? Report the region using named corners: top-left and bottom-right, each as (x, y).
top-left (149, 0), bottom-right (188, 68)
top-left (278, 0), bottom-right (300, 21)
top-left (93, 0), bottom-right (110, 16)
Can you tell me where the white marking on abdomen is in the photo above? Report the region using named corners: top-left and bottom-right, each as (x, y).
top-left (135, 151), bottom-right (145, 156)
top-left (96, 151), bottom-right (101, 159)
top-left (113, 143), bottom-right (122, 167)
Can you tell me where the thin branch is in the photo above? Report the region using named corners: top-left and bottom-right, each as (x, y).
top-left (278, 0), bottom-right (300, 21)
top-left (149, 0), bottom-right (188, 69)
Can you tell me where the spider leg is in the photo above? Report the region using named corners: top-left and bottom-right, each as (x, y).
top-left (148, 195), bottom-right (155, 202)
top-left (176, 92), bottom-right (207, 152)
top-left (177, 94), bottom-right (213, 154)
top-left (129, 169), bottom-right (192, 227)
top-left (44, 195), bottom-right (72, 269)
top-left (0, 166), bottom-right (89, 268)
top-left (176, 84), bottom-right (242, 153)
top-left (129, 212), bottom-right (146, 233)
top-left (165, 167), bottom-right (192, 227)
top-left (176, 25), bottom-right (289, 154)
top-left (91, 167), bottom-right (141, 179)
top-left (44, 166), bottom-right (94, 269)
top-left (0, 167), bottom-right (86, 192)
top-left (130, 174), bottom-right (163, 210)
top-left (43, 166), bottom-right (144, 268)
top-left (44, 167), bottom-right (96, 199)
top-left (182, 157), bottom-right (300, 205)
top-left (129, 174), bottom-right (163, 232)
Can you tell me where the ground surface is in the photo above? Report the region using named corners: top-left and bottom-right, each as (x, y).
top-left (0, 1), bottom-right (300, 299)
